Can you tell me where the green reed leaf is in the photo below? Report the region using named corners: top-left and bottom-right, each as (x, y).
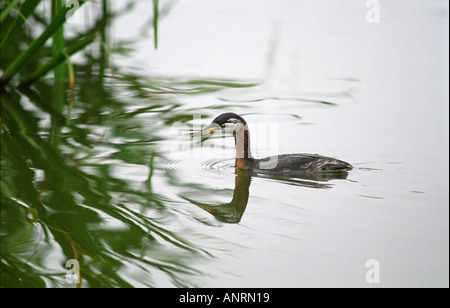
top-left (0, 0), bottom-right (40, 54)
top-left (0, 0), bottom-right (86, 85)
top-left (20, 32), bottom-right (97, 86)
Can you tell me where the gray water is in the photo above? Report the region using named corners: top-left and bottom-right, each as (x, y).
top-left (2, 0), bottom-right (448, 287)
top-left (107, 0), bottom-right (449, 287)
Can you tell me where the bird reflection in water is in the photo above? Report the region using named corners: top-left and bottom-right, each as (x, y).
top-left (183, 171), bottom-right (251, 224)
top-left (183, 170), bottom-right (349, 224)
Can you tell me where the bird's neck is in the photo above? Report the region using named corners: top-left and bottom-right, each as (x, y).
top-left (234, 125), bottom-right (253, 170)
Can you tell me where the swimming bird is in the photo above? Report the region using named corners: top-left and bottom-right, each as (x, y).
top-left (196, 112), bottom-right (352, 174)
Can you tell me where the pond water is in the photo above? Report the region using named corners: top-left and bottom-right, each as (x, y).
top-left (1, 0), bottom-right (448, 287)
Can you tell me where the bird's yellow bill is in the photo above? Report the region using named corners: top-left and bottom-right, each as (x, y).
top-left (200, 127), bottom-right (215, 135)
top-left (192, 123), bottom-right (220, 138)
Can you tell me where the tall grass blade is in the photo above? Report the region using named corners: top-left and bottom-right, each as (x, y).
top-left (152, 0), bottom-right (159, 49)
top-left (0, 1), bottom-right (86, 85)
top-left (0, 0), bottom-right (41, 54)
top-left (20, 32), bottom-right (97, 86)
top-left (52, 0), bottom-right (66, 80)
top-left (64, 50), bottom-right (75, 121)
top-left (0, 0), bottom-right (22, 23)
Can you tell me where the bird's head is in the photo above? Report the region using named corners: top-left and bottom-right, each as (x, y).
top-left (195, 113), bottom-right (247, 137)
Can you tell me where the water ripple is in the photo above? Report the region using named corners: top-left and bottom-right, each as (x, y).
top-left (201, 158), bottom-right (235, 174)
top-left (155, 157), bottom-right (183, 172)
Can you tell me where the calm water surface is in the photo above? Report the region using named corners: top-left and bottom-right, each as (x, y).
top-left (1, 0), bottom-right (448, 287)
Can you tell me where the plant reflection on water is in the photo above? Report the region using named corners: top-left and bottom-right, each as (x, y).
top-left (1, 63), bottom-right (266, 287)
top-left (0, 0), bottom-right (267, 287)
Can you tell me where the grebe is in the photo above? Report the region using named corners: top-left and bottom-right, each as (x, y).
top-left (196, 112), bottom-right (352, 173)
